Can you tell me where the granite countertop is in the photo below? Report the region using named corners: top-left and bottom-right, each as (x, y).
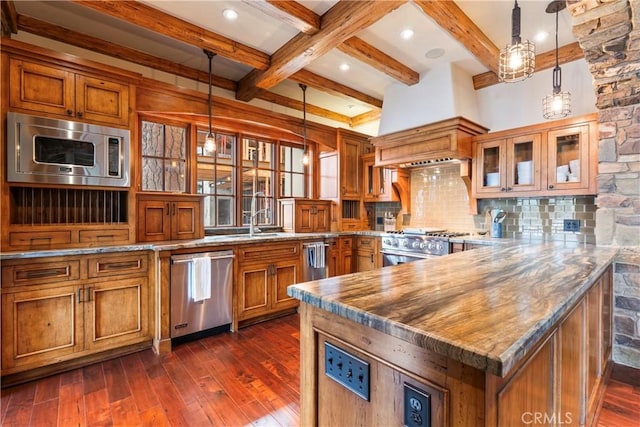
top-left (288, 242), bottom-right (618, 377)
top-left (0, 230), bottom-right (384, 260)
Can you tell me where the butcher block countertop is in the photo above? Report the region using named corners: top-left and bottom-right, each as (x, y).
top-left (288, 242), bottom-right (617, 377)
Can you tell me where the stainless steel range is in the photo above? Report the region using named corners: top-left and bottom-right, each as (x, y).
top-left (380, 228), bottom-right (469, 267)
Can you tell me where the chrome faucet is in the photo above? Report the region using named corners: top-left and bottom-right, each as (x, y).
top-left (249, 191), bottom-right (266, 237)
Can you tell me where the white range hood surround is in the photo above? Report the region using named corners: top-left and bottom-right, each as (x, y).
top-left (378, 63), bottom-right (483, 136)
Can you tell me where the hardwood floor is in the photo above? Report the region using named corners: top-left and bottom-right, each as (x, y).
top-left (1, 313), bottom-right (638, 426)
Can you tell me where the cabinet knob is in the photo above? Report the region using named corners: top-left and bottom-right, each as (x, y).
top-left (77, 111), bottom-right (83, 118)
top-left (548, 185), bottom-right (555, 189)
top-left (507, 187), bottom-right (512, 192)
top-left (500, 187), bottom-right (507, 192)
top-left (66, 109), bottom-right (73, 116)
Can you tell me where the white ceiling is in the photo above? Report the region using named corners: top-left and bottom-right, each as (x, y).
top-left (12, 0), bottom-right (579, 126)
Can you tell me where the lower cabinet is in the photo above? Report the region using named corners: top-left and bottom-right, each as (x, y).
top-left (236, 242), bottom-right (300, 325)
top-left (327, 237), bottom-right (353, 277)
top-left (1, 252), bottom-right (152, 380)
top-left (355, 236), bottom-right (381, 272)
top-left (137, 193), bottom-right (204, 242)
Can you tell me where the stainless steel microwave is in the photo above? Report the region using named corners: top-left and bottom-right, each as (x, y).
top-left (6, 112), bottom-right (130, 187)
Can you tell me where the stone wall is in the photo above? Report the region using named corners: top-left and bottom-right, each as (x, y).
top-left (569, 0), bottom-right (640, 367)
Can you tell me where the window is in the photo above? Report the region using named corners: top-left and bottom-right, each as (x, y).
top-left (196, 131), bottom-right (237, 227)
top-left (280, 144), bottom-right (306, 198)
top-left (241, 137), bottom-right (275, 227)
top-left (140, 120), bottom-right (187, 192)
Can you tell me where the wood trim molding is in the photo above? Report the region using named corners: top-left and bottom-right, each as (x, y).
top-left (291, 69), bottom-right (383, 109)
top-left (244, 0), bottom-right (321, 35)
top-left (1, 0), bottom-right (17, 36)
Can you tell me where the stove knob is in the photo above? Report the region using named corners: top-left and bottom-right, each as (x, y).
top-left (427, 242), bottom-right (434, 251)
top-left (436, 242), bottom-right (443, 252)
top-left (412, 241), bottom-right (420, 249)
top-left (402, 240), bottom-right (409, 248)
top-left (419, 242), bottom-right (427, 249)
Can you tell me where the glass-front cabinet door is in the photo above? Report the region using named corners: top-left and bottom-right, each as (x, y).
top-left (475, 139), bottom-right (505, 194)
top-left (507, 133), bottom-right (541, 193)
top-left (547, 125), bottom-right (590, 191)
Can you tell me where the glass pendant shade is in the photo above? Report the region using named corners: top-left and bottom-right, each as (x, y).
top-left (204, 50), bottom-right (216, 153)
top-left (542, 0), bottom-right (571, 119)
top-left (498, 1), bottom-right (535, 82)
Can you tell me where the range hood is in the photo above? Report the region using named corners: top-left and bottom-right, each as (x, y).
top-left (370, 116), bottom-right (489, 168)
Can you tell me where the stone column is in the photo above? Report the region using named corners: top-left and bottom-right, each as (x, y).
top-left (569, 0), bottom-right (640, 367)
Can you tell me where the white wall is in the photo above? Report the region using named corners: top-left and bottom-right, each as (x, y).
top-left (377, 58), bottom-right (597, 136)
top-left (476, 59), bottom-right (597, 132)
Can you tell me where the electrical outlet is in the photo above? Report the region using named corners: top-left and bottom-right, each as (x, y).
top-left (324, 341), bottom-right (370, 401)
top-left (563, 219), bottom-right (580, 232)
top-left (404, 383), bottom-right (431, 427)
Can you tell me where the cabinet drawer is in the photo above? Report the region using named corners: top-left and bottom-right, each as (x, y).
top-left (87, 253), bottom-right (149, 278)
top-left (79, 228), bottom-right (130, 244)
top-left (340, 237), bottom-right (353, 250)
top-left (238, 242), bottom-right (299, 263)
top-left (356, 236), bottom-right (378, 251)
top-left (9, 230), bottom-right (73, 248)
top-left (2, 260), bottom-right (81, 287)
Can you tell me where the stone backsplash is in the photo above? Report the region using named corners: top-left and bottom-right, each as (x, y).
top-left (407, 164), bottom-right (597, 243)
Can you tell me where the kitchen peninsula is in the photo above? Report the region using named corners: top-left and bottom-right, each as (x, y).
top-left (288, 242), bottom-right (616, 426)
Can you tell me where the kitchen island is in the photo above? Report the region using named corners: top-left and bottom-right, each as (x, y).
top-left (288, 242), bottom-right (617, 426)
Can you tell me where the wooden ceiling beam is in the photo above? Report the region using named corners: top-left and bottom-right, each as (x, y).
top-left (73, 0), bottom-right (271, 70)
top-left (256, 91), bottom-right (352, 124)
top-left (337, 37), bottom-right (419, 86)
top-left (15, 15), bottom-right (361, 125)
top-left (413, 0), bottom-right (499, 75)
top-left (236, 0), bottom-right (405, 101)
top-left (1, 0), bottom-right (18, 35)
top-left (290, 69), bottom-right (383, 109)
top-left (243, 0), bottom-right (320, 35)
top-left (350, 109), bottom-right (381, 128)
top-left (472, 42), bottom-right (584, 90)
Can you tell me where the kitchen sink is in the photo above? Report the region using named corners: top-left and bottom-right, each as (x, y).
top-left (204, 233), bottom-right (285, 240)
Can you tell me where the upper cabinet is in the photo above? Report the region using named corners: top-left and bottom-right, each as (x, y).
top-left (472, 114), bottom-right (597, 198)
top-left (9, 58), bottom-right (130, 127)
top-left (339, 130), bottom-right (371, 199)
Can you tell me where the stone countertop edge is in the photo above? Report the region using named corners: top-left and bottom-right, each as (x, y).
top-left (287, 242), bottom-right (618, 378)
top-left (0, 231), bottom-right (383, 260)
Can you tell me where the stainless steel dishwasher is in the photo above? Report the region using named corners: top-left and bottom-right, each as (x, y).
top-left (170, 250), bottom-right (234, 339)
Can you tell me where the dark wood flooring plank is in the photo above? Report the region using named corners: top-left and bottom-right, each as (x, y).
top-left (33, 374), bottom-right (60, 404)
top-left (82, 362), bottom-right (106, 395)
top-left (148, 373), bottom-right (190, 425)
top-left (120, 352), bottom-right (160, 413)
top-left (2, 381), bottom-right (36, 427)
top-left (60, 368), bottom-right (83, 386)
top-left (28, 399), bottom-right (58, 427)
top-left (162, 358), bottom-right (201, 405)
top-left (139, 405), bottom-right (172, 427)
top-left (83, 389), bottom-right (112, 427)
top-left (58, 381), bottom-right (85, 426)
top-left (239, 399), bottom-right (282, 427)
top-left (102, 358), bottom-right (131, 404)
top-left (110, 395), bottom-right (142, 426)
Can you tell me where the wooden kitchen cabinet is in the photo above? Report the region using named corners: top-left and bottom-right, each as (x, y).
top-left (327, 237), bottom-right (353, 277)
top-left (472, 114), bottom-right (597, 198)
top-left (1, 252), bottom-right (153, 382)
top-left (9, 57), bottom-right (130, 127)
top-left (137, 193), bottom-right (204, 242)
top-left (236, 242), bottom-right (300, 326)
top-left (362, 152), bottom-right (396, 202)
top-left (355, 236), bottom-right (381, 272)
top-left (279, 198), bottom-right (331, 233)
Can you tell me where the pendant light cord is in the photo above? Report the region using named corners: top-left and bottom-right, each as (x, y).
top-left (299, 83), bottom-right (307, 153)
top-left (204, 50), bottom-right (215, 137)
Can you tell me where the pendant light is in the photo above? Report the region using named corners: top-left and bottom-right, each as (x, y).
top-left (498, 0), bottom-right (535, 82)
top-left (542, 0), bottom-right (571, 119)
top-left (203, 49), bottom-right (216, 153)
top-left (299, 83), bottom-right (309, 166)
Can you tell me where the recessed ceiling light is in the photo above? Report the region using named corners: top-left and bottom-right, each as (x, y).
top-left (425, 48), bottom-right (445, 59)
top-left (339, 63), bottom-right (350, 71)
top-left (222, 9), bottom-right (238, 20)
top-left (535, 31), bottom-right (549, 42)
top-left (400, 28), bottom-right (414, 40)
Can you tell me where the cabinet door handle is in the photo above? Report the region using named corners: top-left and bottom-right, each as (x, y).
top-left (77, 288), bottom-right (83, 304)
top-left (172, 204), bottom-right (176, 216)
top-left (86, 287), bottom-right (92, 302)
top-left (166, 203), bottom-right (170, 215)
top-left (370, 254), bottom-right (374, 263)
